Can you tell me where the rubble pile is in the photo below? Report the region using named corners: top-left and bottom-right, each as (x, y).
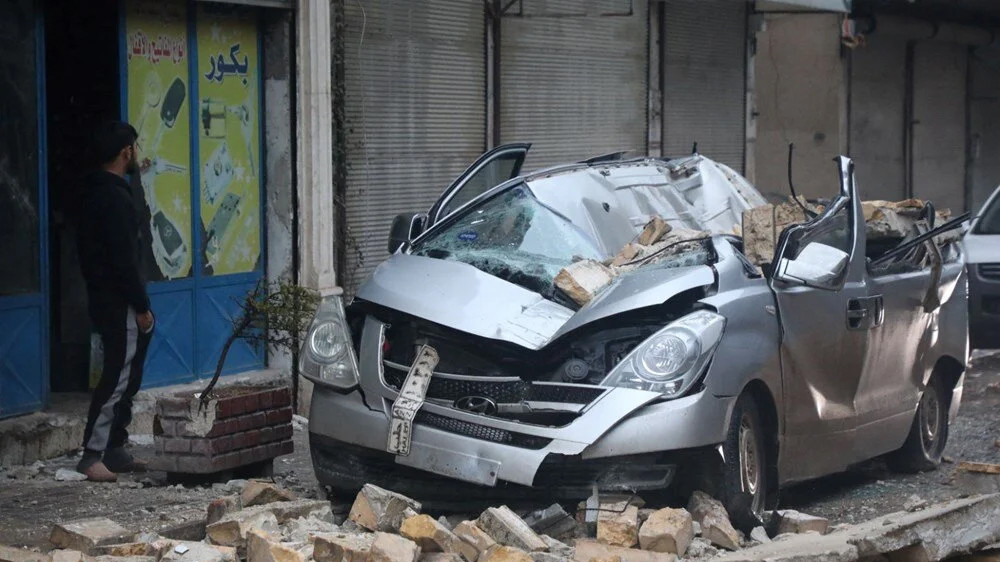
top-left (3, 481), bottom-right (999, 562)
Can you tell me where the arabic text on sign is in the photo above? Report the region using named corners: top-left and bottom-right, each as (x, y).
top-left (128, 31), bottom-right (186, 64)
top-left (204, 44), bottom-right (250, 86)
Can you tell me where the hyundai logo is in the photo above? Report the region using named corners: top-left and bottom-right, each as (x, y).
top-left (454, 396), bottom-right (498, 415)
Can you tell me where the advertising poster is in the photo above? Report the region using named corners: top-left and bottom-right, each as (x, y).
top-left (196, 6), bottom-right (261, 276)
top-left (126, 0), bottom-right (192, 280)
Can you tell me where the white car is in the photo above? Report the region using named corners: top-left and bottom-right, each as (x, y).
top-left (965, 186), bottom-right (1000, 349)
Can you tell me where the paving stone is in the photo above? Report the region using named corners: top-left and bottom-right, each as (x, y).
top-left (50, 518), bottom-right (136, 555)
top-left (347, 485), bottom-right (422, 533)
top-left (637, 508), bottom-right (693, 555)
top-left (572, 540), bottom-right (676, 562)
top-left (369, 532), bottom-right (421, 562)
top-left (481, 546), bottom-right (534, 562)
top-left (206, 510), bottom-right (280, 548)
top-left (477, 507), bottom-right (548, 553)
top-left (246, 530), bottom-right (308, 562)
top-left (453, 521), bottom-right (498, 558)
top-left (242, 481), bottom-right (296, 508)
top-left (597, 502), bottom-right (639, 548)
top-left (313, 532), bottom-right (375, 562)
top-left (401, 515), bottom-right (478, 562)
top-left (687, 492), bottom-right (740, 551)
top-left (774, 510), bottom-right (829, 535)
top-left (0, 545), bottom-right (49, 562)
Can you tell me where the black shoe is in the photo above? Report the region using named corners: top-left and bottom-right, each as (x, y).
top-left (103, 448), bottom-right (149, 474)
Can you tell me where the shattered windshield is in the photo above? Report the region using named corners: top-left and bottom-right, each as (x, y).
top-left (410, 184), bottom-right (603, 299)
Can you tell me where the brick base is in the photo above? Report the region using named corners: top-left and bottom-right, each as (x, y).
top-left (152, 385), bottom-right (294, 474)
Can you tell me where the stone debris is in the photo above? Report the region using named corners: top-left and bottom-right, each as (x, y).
top-left (637, 508), bottom-right (693, 555)
top-left (247, 530), bottom-right (310, 562)
top-left (313, 532), bottom-right (375, 562)
top-left (686, 492), bottom-right (740, 551)
top-left (527, 553), bottom-right (568, 562)
top-left (773, 510), bottom-right (829, 535)
top-left (53, 469), bottom-right (87, 482)
top-left (904, 495), bottom-right (929, 512)
top-left (684, 538), bottom-right (717, 559)
top-left (282, 517), bottom-right (340, 544)
top-left (748, 527), bottom-right (770, 545)
top-left (573, 540), bottom-right (676, 562)
top-left (480, 546), bottom-right (534, 562)
top-left (452, 521), bottom-right (498, 558)
top-left (50, 518), bottom-right (136, 555)
top-left (399, 515), bottom-right (477, 562)
top-left (596, 501), bottom-right (639, 548)
top-left (206, 510), bottom-right (280, 548)
top-left (637, 217), bottom-right (672, 246)
top-left (538, 537), bottom-right (573, 559)
top-left (554, 261), bottom-right (615, 307)
top-left (418, 555), bottom-right (464, 562)
top-left (524, 505), bottom-right (579, 542)
top-left (207, 498), bottom-right (241, 526)
top-left (242, 481), bottom-right (297, 508)
top-left (161, 542), bottom-right (237, 562)
top-left (0, 545), bottom-right (49, 562)
top-left (50, 550), bottom-right (85, 562)
top-left (369, 533), bottom-right (421, 562)
top-left (349, 485), bottom-right (423, 533)
top-left (477, 507), bottom-right (548, 553)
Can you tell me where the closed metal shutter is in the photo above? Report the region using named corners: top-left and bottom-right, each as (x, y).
top-left (498, 0), bottom-right (648, 171)
top-left (912, 41), bottom-right (968, 212)
top-left (341, 1), bottom-right (487, 294)
top-left (661, 0), bottom-right (746, 171)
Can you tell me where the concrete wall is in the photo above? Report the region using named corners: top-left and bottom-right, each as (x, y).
top-left (969, 44), bottom-right (1000, 214)
top-left (752, 13), bottom-right (846, 201)
top-left (849, 32), bottom-right (907, 201)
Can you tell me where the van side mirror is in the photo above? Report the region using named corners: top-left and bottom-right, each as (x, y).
top-left (775, 241), bottom-right (849, 288)
top-left (388, 213), bottom-right (427, 254)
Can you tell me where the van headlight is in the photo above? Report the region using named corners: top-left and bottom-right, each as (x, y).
top-left (300, 296), bottom-right (359, 390)
top-left (601, 310), bottom-right (725, 398)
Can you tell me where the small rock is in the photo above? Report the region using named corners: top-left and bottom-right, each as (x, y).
top-left (292, 415), bottom-right (309, 430)
top-left (691, 522), bottom-right (701, 537)
top-left (683, 538), bottom-right (716, 559)
top-left (401, 515), bottom-right (478, 562)
top-left (637, 508), bottom-right (693, 555)
top-left (686, 492), bottom-right (740, 551)
top-left (313, 532), bottom-right (375, 562)
top-left (774, 510), bottom-right (829, 535)
top-left (749, 526), bottom-right (771, 544)
top-left (481, 546), bottom-right (534, 562)
top-left (453, 521), bottom-right (498, 558)
top-left (161, 542), bottom-right (237, 562)
top-left (370, 532), bottom-right (421, 562)
top-left (943, 456), bottom-right (955, 464)
top-left (349, 484), bottom-right (422, 533)
top-left (572, 540), bottom-right (675, 562)
top-left (904, 495), bottom-right (928, 512)
top-left (50, 517), bottom-right (136, 555)
top-left (477, 506), bottom-right (548, 553)
top-left (54, 469), bottom-right (87, 482)
top-left (223, 479), bottom-right (249, 493)
top-left (242, 481), bottom-right (296, 508)
top-left (597, 502), bottom-right (639, 548)
top-left (50, 550), bottom-right (85, 562)
top-left (9, 462), bottom-right (44, 480)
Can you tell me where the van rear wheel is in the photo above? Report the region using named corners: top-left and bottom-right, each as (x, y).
top-left (889, 373), bottom-right (950, 473)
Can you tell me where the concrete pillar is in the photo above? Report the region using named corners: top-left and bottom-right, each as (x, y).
top-left (296, 0), bottom-right (339, 296)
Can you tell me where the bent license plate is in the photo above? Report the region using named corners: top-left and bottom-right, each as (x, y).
top-left (387, 345), bottom-right (439, 456)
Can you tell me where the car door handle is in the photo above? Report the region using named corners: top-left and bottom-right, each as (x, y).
top-left (847, 296), bottom-right (884, 330)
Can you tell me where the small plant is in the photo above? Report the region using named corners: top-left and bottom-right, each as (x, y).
top-left (199, 280), bottom-right (321, 411)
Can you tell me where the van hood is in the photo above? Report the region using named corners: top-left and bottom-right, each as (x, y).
top-left (356, 253), bottom-right (717, 350)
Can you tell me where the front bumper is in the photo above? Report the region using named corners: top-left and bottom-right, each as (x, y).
top-left (969, 264), bottom-right (1000, 349)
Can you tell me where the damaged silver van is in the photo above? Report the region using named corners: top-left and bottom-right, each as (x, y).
top-left (303, 145), bottom-right (968, 528)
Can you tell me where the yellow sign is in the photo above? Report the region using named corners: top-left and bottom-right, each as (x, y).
top-left (126, 0), bottom-right (192, 280)
top-left (197, 6), bottom-right (261, 276)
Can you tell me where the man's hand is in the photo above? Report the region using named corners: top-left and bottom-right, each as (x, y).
top-left (136, 311), bottom-right (155, 334)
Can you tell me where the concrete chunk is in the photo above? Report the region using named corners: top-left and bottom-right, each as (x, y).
top-left (774, 510), bottom-right (829, 535)
top-left (686, 492), bottom-right (740, 551)
top-left (637, 508), bottom-right (693, 555)
top-left (572, 540), bottom-right (676, 562)
top-left (370, 532), bottom-right (422, 562)
top-left (597, 502), bottom-right (639, 548)
top-left (313, 532), bottom-right (375, 562)
top-left (49, 551), bottom-right (83, 562)
top-left (453, 521), bottom-right (498, 558)
top-left (554, 261), bottom-right (614, 307)
top-left (161, 542), bottom-right (237, 562)
top-left (481, 546), bottom-right (534, 562)
top-left (282, 516), bottom-right (339, 543)
top-left (539, 537), bottom-right (573, 559)
top-left (349, 484), bottom-right (422, 533)
top-left (401, 515), bottom-right (478, 562)
top-left (246, 530), bottom-right (308, 562)
top-left (206, 510), bottom-right (280, 548)
top-left (0, 545), bottom-right (49, 562)
top-left (477, 507), bottom-right (549, 553)
top-left (418, 555), bottom-right (464, 562)
top-left (528, 553), bottom-right (570, 562)
top-left (242, 481), bottom-right (296, 508)
top-left (208, 497), bottom-right (241, 526)
top-left (50, 518), bottom-right (136, 555)
top-left (524, 506), bottom-right (579, 542)
top-left (749, 527), bottom-right (771, 544)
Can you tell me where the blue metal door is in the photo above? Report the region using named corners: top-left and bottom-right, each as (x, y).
top-left (0, 0), bottom-right (48, 418)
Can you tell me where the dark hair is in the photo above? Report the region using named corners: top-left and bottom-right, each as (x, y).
top-left (93, 121), bottom-right (138, 165)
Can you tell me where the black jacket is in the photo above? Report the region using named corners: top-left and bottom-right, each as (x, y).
top-left (76, 170), bottom-right (151, 314)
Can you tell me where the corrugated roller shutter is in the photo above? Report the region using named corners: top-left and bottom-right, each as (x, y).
top-left (499, 0), bottom-right (648, 171)
top-left (342, 1), bottom-right (486, 294)
top-left (661, 0), bottom-right (746, 171)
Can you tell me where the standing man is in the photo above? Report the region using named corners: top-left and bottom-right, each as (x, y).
top-left (75, 121), bottom-right (155, 482)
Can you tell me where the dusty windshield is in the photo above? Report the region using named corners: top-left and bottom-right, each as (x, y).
top-left (410, 184), bottom-right (603, 299)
